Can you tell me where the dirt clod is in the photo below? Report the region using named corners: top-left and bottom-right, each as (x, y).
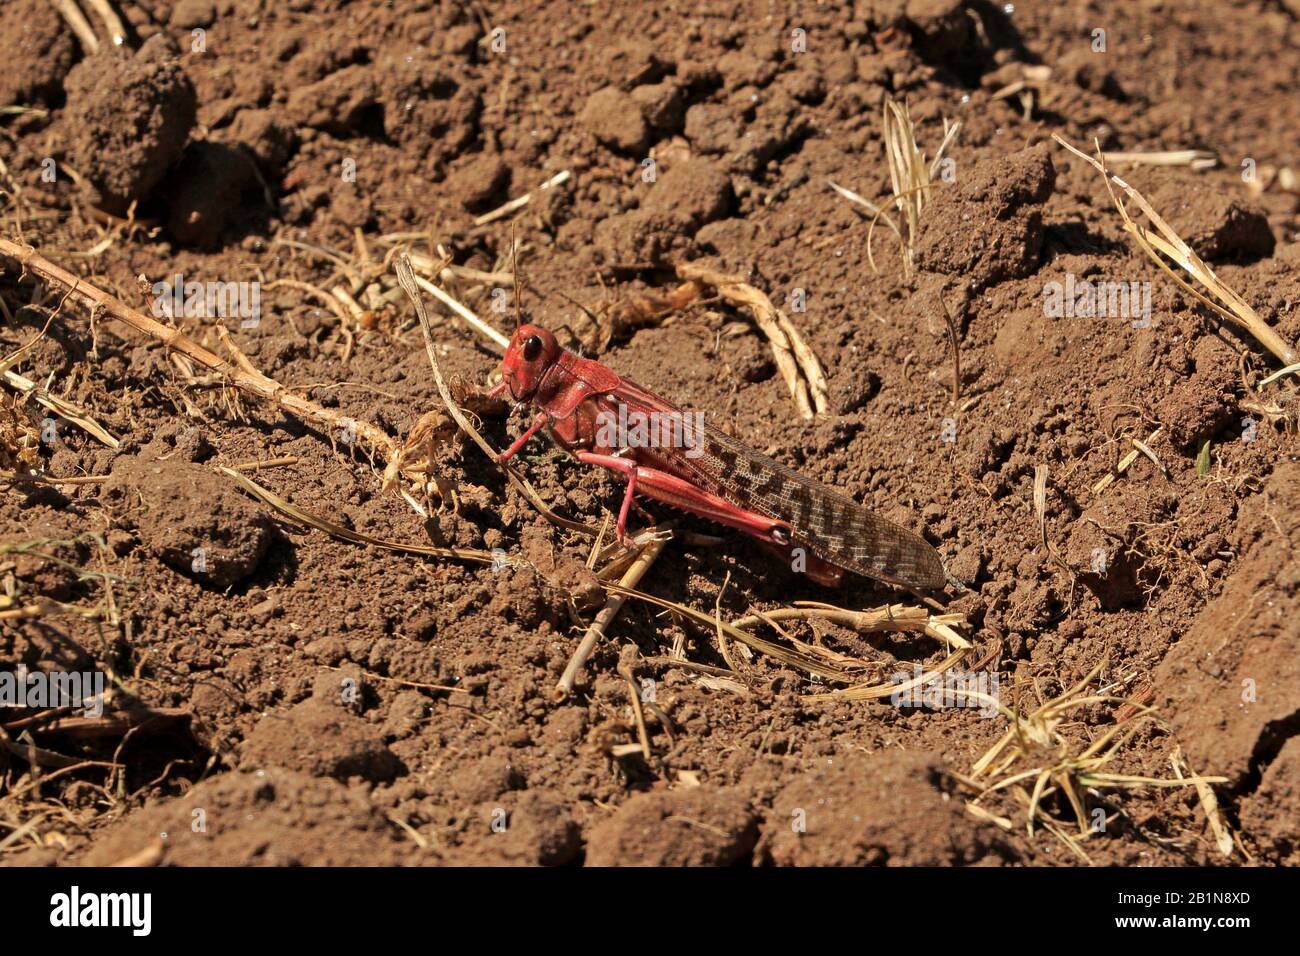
top-left (241, 698), bottom-right (403, 783)
top-left (170, 0), bottom-right (217, 30)
top-left (447, 154), bottom-right (511, 210)
top-left (1241, 738), bottom-right (1300, 865)
top-left (762, 752), bottom-right (1008, 866)
top-left (915, 144), bottom-right (1056, 288)
top-left (1149, 175), bottom-right (1275, 262)
top-left (0, 0), bottom-right (77, 108)
top-left (62, 35), bottom-right (197, 216)
top-left (581, 86), bottom-right (650, 155)
top-left (103, 456), bottom-right (272, 589)
top-left (78, 769), bottom-right (407, 867)
top-left (227, 108), bottom-right (297, 175)
top-left (1155, 464), bottom-right (1300, 790)
top-left (1155, 337), bottom-right (1241, 451)
top-left (643, 158), bottom-right (735, 230)
top-left (585, 788), bottom-right (759, 866)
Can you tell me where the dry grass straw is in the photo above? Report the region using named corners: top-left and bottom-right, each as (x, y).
top-left (0, 393), bottom-right (42, 474)
top-left (1033, 464), bottom-right (1072, 581)
top-left (940, 293), bottom-right (961, 404)
top-left (0, 238), bottom-right (401, 461)
top-left (46, 0), bottom-right (99, 54)
top-left (830, 97), bottom-right (960, 276)
top-left (220, 467), bottom-right (512, 569)
top-left (676, 262), bottom-right (828, 419)
top-left (962, 662), bottom-right (1228, 860)
top-left (46, 0), bottom-right (128, 53)
top-left (555, 535), bottom-right (668, 700)
top-left (609, 585), bottom-right (969, 698)
top-left (0, 534), bottom-right (128, 630)
top-left (1101, 149), bottom-right (1218, 171)
top-left (1053, 134), bottom-right (1297, 370)
top-left (267, 230), bottom-right (514, 355)
top-left (1171, 746), bottom-right (1234, 858)
top-left (1, 308), bottom-right (119, 451)
top-left (617, 648), bottom-right (654, 758)
top-left (82, 0), bottom-right (127, 47)
top-left (405, 271), bottom-right (509, 350)
top-left (1091, 426), bottom-right (1163, 495)
top-left (473, 170), bottom-right (571, 227)
top-left (1, 239), bottom-right (505, 529)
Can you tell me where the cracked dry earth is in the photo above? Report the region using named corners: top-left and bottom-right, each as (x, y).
top-left (2, 0), bottom-right (1299, 866)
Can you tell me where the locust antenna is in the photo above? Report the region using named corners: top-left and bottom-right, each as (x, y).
top-left (511, 220), bottom-right (523, 332)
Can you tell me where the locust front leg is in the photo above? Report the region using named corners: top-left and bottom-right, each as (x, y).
top-left (496, 412), bottom-right (550, 463)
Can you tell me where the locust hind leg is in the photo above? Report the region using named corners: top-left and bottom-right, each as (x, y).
top-left (575, 452), bottom-right (847, 583)
top-left (574, 451), bottom-right (794, 547)
top-left (572, 451), bottom-right (641, 546)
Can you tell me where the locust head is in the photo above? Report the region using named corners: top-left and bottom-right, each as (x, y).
top-left (494, 324), bottom-right (561, 403)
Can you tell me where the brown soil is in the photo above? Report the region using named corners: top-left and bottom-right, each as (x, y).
top-left (2, 0), bottom-right (1298, 867)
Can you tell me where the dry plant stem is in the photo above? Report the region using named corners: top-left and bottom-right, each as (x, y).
top-left (883, 98), bottom-right (924, 266)
top-left (641, 656), bottom-right (737, 678)
top-left (84, 0), bottom-right (128, 46)
top-left (1259, 361), bottom-right (1300, 387)
top-left (881, 97), bottom-right (960, 275)
top-left (0, 239), bottom-right (400, 461)
top-left (221, 467), bottom-right (508, 567)
top-left (1092, 427), bottom-right (1163, 495)
top-left (2, 369), bottom-right (120, 448)
top-left (47, 0), bottom-right (99, 54)
top-left (0, 815), bottom-right (48, 853)
top-left (262, 279), bottom-right (351, 323)
top-left (964, 661), bottom-right (1227, 845)
top-left (15, 709), bottom-right (188, 737)
top-left (400, 249), bottom-right (514, 287)
top-left (474, 170), bottom-right (571, 227)
top-left (831, 100), bottom-right (956, 275)
top-left (1131, 437), bottom-right (1165, 475)
top-left (731, 602), bottom-right (969, 648)
top-left (1172, 747), bottom-right (1234, 858)
top-left (230, 455), bottom-right (300, 471)
top-left (1034, 464), bottom-right (1071, 576)
top-left (607, 583), bottom-right (944, 685)
top-left (1053, 134), bottom-right (1297, 367)
top-left (3, 473), bottom-right (110, 486)
top-left (1102, 149), bottom-right (1217, 170)
top-left (676, 262), bottom-right (828, 418)
top-left (408, 272), bottom-right (509, 351)
top-left (711, 573), bottom-right (747, 679)
top-left (555, 535), bottom-right (668, 700)
top-left (617, 659), bottom-right (653, 759)
top-left (940, 294), bottom-right (961, 404)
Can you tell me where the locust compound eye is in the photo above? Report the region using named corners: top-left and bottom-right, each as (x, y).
top-left (522, 335), bottom-right (544, 362)
top-left (770, 525), bottom-right (791, 545)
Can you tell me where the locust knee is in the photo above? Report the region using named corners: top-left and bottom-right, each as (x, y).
top-left (574, 451), bottom-right (642, 546)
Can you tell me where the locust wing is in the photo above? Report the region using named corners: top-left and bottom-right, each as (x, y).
top-left (677, 420), bottom-right (947, 591)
